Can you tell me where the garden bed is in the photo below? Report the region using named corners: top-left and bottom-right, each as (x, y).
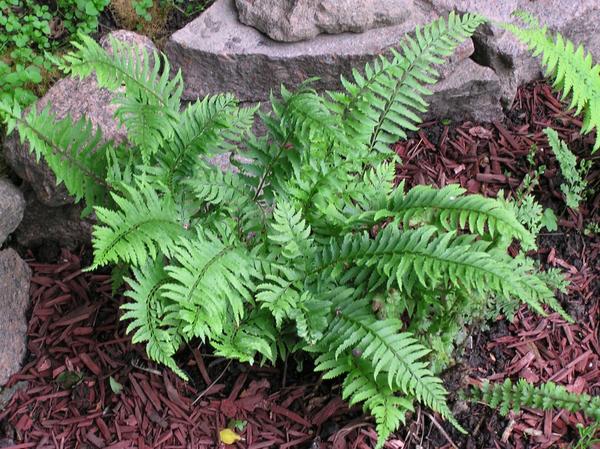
top-left (1, 81), bottom-right (598, 449)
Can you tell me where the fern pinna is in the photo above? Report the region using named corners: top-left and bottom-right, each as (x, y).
top-left (0, 13), bottom-right (570, 446)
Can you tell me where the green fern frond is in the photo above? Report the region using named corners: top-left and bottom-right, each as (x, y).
top-left (0, 100), bottom-right (109, 211)
top-left (544, 127), bottom-right (590, 210)
top-left (186, 163), bottom-right (252, 207)
top-left (315, 297), bottom-right (459, 428)
top-left (158, 95), bottom-right (255, 194)
top-left (274, 83), bottom-right (348, 149)
top-left (342, 358), bottom-right (415, 448)
top-left (384, 184), bottom-right (534, 245)
top-left (505, 12), bottom-right (600, 151)
top-left (121, 261), bottom-right (188, 379)
top-left (316, 226), bottom-right (557, 317)
top-left (62, 34), bottom-right (183, 158)
top-left (470, 378), bottom-right (600, 421)
top-left (211, 308), bottom-right (278, 364)
top-left (269, 198), bottom-right (314, 260)
top-left (256, 274), bottom-right (299, 328)
top-left (162, 229), bottom-right (255, 341)
top-left (91, 181), bottom-right (185, 268)
top-left (331, 12), bottom-right (485, 153)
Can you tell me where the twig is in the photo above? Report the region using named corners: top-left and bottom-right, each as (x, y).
top-left (131, 359), bottom-right (162, 376)
top-left (424, 412), bottom-right (459, 449)
top-left (192, 359), bottom-right (232, 405)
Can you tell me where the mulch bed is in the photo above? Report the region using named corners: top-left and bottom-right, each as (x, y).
top-left (1, 81), bottom-right (599, 449)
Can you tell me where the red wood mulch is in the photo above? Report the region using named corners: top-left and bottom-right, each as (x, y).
top-left (0, 251), bottom-right (373, 449)
top-left (1, 81), bottom-right (599, 449)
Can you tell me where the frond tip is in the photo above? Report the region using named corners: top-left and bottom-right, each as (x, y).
top-left (504, 12), bottom-right (600, 152)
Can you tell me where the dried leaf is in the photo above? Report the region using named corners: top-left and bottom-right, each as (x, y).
top-left (220, 428), bottom-right (242, 445)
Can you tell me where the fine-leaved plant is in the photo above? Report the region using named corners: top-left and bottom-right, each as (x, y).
top-left (544, 127), bottom-right (591, 211)
top-left (0, 13), bottom-right (578, 446)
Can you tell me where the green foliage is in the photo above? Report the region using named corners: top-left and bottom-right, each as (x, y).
top-left (0, 13), bottom-right (572, 447)
top-left (469, 378), bottom-right (600, 422)
top-left (0, 0), bottom-right (109, 106)
top-left (132, 0), bottom-right (153, 21)
top-left (544, 128), bottom-right (591, 210)
top-left (0, 0), bottom-right (52, 104)
top-left (574, 422), bottom-right (600, 449)
top-left (59, 0), bottom-right (110, 35)
top-left (504, 12), bottom-right (600, 152)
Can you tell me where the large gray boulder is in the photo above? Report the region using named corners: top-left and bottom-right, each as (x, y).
top-left (166, 0), bottom-right (503, 123)
top-left (0, 179), bottom-right (25, 246)
top-left (235, 0), bottom-right (414, 42)
top-left (0, 248), bottom-right (31, 386)
top-left (424, 0), bottom-right (600, 104)
top-left (3, 31), bottom-right (156, 208)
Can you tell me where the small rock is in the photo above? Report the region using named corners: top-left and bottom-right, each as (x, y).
top-left (425, 0), bottom-right (600, 105)
top-left (428, 58), bottom-right (502, 122)
top-left (2, 31), bottom-right (157, 249)
top-left (0, 179), bottom-right (25, 246)
top-left (14, 188), bottom-right (93, 251)
top-left (0, 381), bottom-right (28, 411)
top-left (235, 0), bottom-right (414, 42)
top-left (0, 249), bottom-right (32, 386)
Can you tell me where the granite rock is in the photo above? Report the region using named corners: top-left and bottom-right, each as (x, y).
top-left (14, 188), bottom-right (94, 250)
top-left (167, 0), bottom-right (503, 122)
top-left (0, 249), bottom-right (32, 386)
top-left (0, 179), bottom-right (25, 246)
top-left (3, 31), bottom-right (156, 208)
top-left (423, 0), bottom-right (600, 104)
top-left (235, 0), bottom-right (414, 42)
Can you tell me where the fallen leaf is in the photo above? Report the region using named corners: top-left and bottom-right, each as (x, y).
top-left (109, 376), bottom-right (123, 394)
top-left (220, 428), bottom-right (242, 445)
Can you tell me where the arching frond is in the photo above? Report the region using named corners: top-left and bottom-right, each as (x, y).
top-left (470, 378), bottom-right (600, 421)
top-left (314, 297), bottom-right (459, 429)
top-left (330, 12), bottom-right (485, 153)
top-left (505, 12), bottom-right (600, 151)
top-left (121, 262), bottom-right (188, 379)
top-left (384, 184), bottom-right (533, 245)
top-left (162, 229), bottom-right (255, 341)
top-left (316, 226), bottom-right (559, 317)
top-left (157, 94), bottom-right (255, 194)
top-left (62, 34), bottom-right (183, 158)
top-left (1, 99), bottom-right (109, 212)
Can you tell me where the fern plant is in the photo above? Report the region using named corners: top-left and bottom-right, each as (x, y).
top-left (468, 378), bottom-right (600, 422)
top-left (544, 127), bottom-right (591, 211)
top-left (0, 14), bottom-right (571, 446)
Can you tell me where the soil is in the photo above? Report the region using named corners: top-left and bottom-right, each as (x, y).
top-left (1, 81), bottom-right (599, 449)
top-left (97, 0), bottom-right (216, 48)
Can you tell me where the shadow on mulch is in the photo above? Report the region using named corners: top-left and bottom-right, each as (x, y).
top-left (1, 81), bottom-right (599, 449)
